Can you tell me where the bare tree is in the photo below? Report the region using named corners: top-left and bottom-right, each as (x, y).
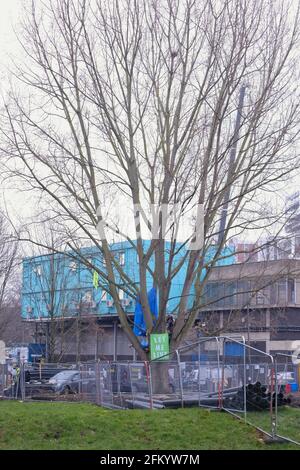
top-left (0, 212), bottom-right (20, 340)
top-left (1, 0), bottom-right (300, 387)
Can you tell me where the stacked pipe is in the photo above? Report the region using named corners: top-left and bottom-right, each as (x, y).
top-left (223, 381), bottom-right (291, 411)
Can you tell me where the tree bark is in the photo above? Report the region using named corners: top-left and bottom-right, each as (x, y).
top-left (150, 361), bottom-right (173, 395)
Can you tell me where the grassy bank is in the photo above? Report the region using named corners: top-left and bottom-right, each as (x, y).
top-left (0, 401), bottom-right (299, 450)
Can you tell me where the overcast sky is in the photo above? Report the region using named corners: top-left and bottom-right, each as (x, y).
top-left (0, 1), bottom-right (34, 223)
top-left (0, 0), bottom-right (21, 68)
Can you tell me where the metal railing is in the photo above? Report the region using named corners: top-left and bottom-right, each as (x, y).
top-left (0, 338), bottom-right (299, 445)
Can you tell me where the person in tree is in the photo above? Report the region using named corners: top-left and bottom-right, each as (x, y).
top-left (166, 315), bottom-right (174, 338)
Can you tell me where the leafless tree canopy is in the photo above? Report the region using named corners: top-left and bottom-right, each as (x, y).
top-left (1, 0), bottom-right (300, 357)
top-left (0, 212), bottom-right (20, 340)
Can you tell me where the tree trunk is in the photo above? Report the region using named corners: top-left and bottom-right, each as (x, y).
top-left (150, 361), bottom-right (173, 395)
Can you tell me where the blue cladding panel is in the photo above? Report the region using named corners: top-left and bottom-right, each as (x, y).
top-left (21, 241), bottom-right (236, 320)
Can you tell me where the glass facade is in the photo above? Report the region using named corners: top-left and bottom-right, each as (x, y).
top-left (202, 278), bottom-right (295, 310)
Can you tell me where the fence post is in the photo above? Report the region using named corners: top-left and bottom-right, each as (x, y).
top-left (20, 361), bottom-right (25, 401)
top-left (128, 361), bottom-right (133, 409)
top-left (176, 349), bottom-right (184, 408)
top-left (15, 363), bottom-right (20, 399)
top-left (198, 344), bottom-right (201, 407)
top-left (95, 361), bottom-right (101, 405)
top-left (242, 336), bottom-right (247, 423)
top-left (145, 361), bottom-right (153, 410)
top-left (219, 337), bottom-right (225, 409)
top-left (117, 363), bottom-right (121, 402)
top-left (109, 361), bottom-right (113, 406)
top-left (78, 363), bottom-right (82, 396)
top-left (297, 363), bottom-right (300, 390)
top-left (269, 362), bottom-right (276, 439)
top-left (274, 355), bottom-right (278, 438)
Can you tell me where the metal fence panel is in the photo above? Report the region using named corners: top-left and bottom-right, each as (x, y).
top-left (78, 363), bottom-right (97, 403)
top-left (221, 337), bottom-right (276, 438)
top-left (172, 338), bottom-right (222, 409)
top-left (99, 361), bottom-right (114, 407)
top-left (19, 362), bottom-right (79, 401)
top-left (274, 354), bottom-right (300, 446)
top-left (0, 363), bottom-right (11, 397)
top-left (0, 340), bottom-right (299, 446)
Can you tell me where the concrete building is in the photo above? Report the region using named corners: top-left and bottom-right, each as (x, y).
top-left (198, 258), bottom-right (300, 355)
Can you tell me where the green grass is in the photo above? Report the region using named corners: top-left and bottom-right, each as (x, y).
top-left (248, 407), bottom-right (300, 444)
top-left (0, 401), bottom-right (299, 450)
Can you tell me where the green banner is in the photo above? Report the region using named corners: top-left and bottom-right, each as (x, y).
top-left (93, 270), bottom-right (99, 289)
top-left (150, 333), bottom-right (169, 361)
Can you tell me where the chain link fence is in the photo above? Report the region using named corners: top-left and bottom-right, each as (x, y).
top-left (0, 338), bottom-right (299, 445)
top-left (148, 336), bottom-right (299, 444)
top-left (221, 337), bottom-right (276, 438)
top-left (0, 363), bottom-right (10, 397)
top-left (0, 362), bottom-right (79, 401)
top-left (273, 353), bottom-right (300, 446)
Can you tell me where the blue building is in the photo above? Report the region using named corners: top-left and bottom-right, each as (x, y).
top-left (22, 240), bottom-right (197, 319)
top-left (21, 240), bottom-right (235, 360)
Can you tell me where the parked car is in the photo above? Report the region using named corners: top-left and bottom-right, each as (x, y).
top-left (24, 366), bottom-right (75, 383)
top-left (48, 370), bottom-right (96, 395)
top-left (3, 369), bottom-right (95, 397)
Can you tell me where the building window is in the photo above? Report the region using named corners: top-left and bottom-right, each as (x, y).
top-left (69, 261), bottom-right (77, 272)
top-left (207, 282), bottom-right (225, 308)
top-left (224, 281), bottom-right (237, 307)
top-left (26, 306), bottom-right (33, 317)
top-left (256, 289), bottom-right (266, 305)
top-left (277, 280), bottom-right (287, 304)
top-left (253, 284), bottom-right (271, 306)
top-left (270, 282), bottom-right (277, 305)
top-left (237, 280), bottom-right (250, 306)
top-left (219, 283), bottom-right (225, 306)
top-left (119, 252), bottom-right (125, 266)
top-left (288, 279), bottom-right (295, 304)
top-left (295, 237), bottom-right (300, 258)
top-left (33, 265), bottom-right (42, 276)
top-left (82, 291), bottom-right (93, 304)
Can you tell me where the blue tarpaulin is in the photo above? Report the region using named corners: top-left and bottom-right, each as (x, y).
top-left (133, 287), bottom-right (158, 337)
top-left (224, 342), bottom-right (245, 357)
top-left (28, 343), bottom-right (46, 362)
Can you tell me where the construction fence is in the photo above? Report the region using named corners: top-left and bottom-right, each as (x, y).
top-left (0, 336), bottom-right (299, 445)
